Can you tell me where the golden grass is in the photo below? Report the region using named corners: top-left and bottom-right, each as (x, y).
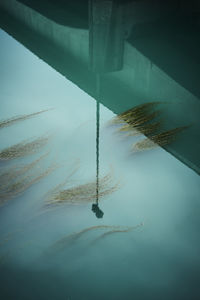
top-left (0, 107), bottom-right (55, 205)
top-left (132, 126), bottom-right (188, 151)
top-left (0, 156), bottom-right (58, 206)
top-left (50, 225), bottom-right (122, 252)
top-left (93, 223), bottom-right (144, 243)
top-left (0, 135), bottom-right (50, 160)
top-left (0, 109), bottom-right (52, 129)
top-left (123, 121), bottom-right (162, 137)
top-left (110, 102), bottom-right (161, 125)
top-left (108, 102), bottom-right (189, 152)
top-left (44, 170), bottom-right (120, 207)
top-left (0, 152), bottom-right (48, 187)
top-left (46, 223), bottom-right (144, 255)
top-left (108, 102), bottom-right (164, 139)
top-left (117, 111), bottom-right (161, 132)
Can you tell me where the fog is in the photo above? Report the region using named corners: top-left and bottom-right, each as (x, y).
top-left (0, 30), bottom-right (200, 300)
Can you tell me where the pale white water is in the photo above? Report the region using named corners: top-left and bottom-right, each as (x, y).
top-left (0, 30), bottom-right (200, 300)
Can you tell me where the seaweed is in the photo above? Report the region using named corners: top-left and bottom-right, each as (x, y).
top-left (47, 223), bottom-right (144, 255)
top-left (108, 102), bottom-right (189, 152)
top-left (0, 152), bottom-right (48, 187)
top-left (0, 159), bottom-right (58, 206)
top-left (0, 134), bottom-right (50, 160)
top-left (123, 121), bottom-right (162, 137)
top-left (110, 102), bottom-right (161, 125)
top-left (92, 223), bottom-right (144, 243)
top-left (0, 109), bottom-right (52, 129)
top-left (108, 102), bottom-right (164, 139)
top-left (117, 111), bottom-right (161, 132)
top-left (132, 126), bottom-right (188, 151)
top-left (44, 170), bottom-right (120, 207)
top-left (49, 225), bottom-right (122, 252)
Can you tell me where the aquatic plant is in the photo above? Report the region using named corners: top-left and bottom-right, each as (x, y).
top-left (0, 135), bottom-right (50, 161)
top-left (108, 102), bottom-right (189, 152)
top-left (92, 223), bottom-right (144, 243)
top-left (132, 126), bottom-right (188, 152)
top-left (110, 102), bottom-right (161, 125)
top-left (123, 121), bottom-right (162, 137)
top-left (0, 107), bottom-right (55, 205)
top-left (0, 109), bottom-right (51, 129)
top-left (108, 101), bottom-right (164, 139)
top-left (0, 152), bottom-right (48, 187)
top-left (0, 160), bottom-right (58, 206)
top-left (50, 225), bottom-right (122, 252)
top-left (47, 223), bottom-right (144, 255)
top-left (44, 170), bottom-right (120, 207)
top-left (117, 111), bottom-right (162, 132)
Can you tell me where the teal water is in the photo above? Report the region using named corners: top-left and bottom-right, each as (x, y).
top-left (1, 30), bottom-right (200, 300)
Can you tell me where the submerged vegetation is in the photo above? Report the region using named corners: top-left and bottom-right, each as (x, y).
top-left (44, 169), bottom-right (120, 208)
top-left (92, 223), bottom-right (144, 244)
top-left (110, 102), bottom-right (161, 126)
top-left (0, 155), bottom-right (58, 206)
top-left (133, 126), bottom-right (188, 152)
top-left (0, 109), bottom-right (56, 206)
top-left (109, 102), bottom-right (163, 138)
top-left (48, 223), bottom-right (143, 254)
top-left (116, 110), bottom-right (161, 131)
top-left (0, 109), bottom-right (51, 129)
top-left (0, 134), bottom-right (50, 160)
top-left (0, 152), bottom-right (48, 186)
top-left (50, 225), bottom-right (122, 252)
top-left (0, 109), bottom-right (52, 161)
top-left (109, 102), bottom-right (188, 152)
top-left (123, 121), bottom-right (162, 137)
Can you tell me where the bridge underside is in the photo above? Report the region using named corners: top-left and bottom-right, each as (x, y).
top-left (1, 0), bottom-right (200, 174)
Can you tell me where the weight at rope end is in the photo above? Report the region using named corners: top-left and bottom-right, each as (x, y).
top-left (91, 203), bottom-right (104, 218)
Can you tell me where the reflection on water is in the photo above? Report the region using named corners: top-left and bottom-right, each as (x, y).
top-left (0, 25), bottom-right (200, 300)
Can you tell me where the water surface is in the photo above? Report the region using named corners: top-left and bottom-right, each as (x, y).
top-left (0, 30), bottom-right (200, 300)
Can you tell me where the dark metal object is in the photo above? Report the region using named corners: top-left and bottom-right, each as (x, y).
top-left (92, 204), bottom-right (104, 218)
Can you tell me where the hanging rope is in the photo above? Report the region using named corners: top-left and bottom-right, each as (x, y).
top-left (96, 74), bottom-right (100, 205)
top-left (91, 74), bottom-right (104, 218)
